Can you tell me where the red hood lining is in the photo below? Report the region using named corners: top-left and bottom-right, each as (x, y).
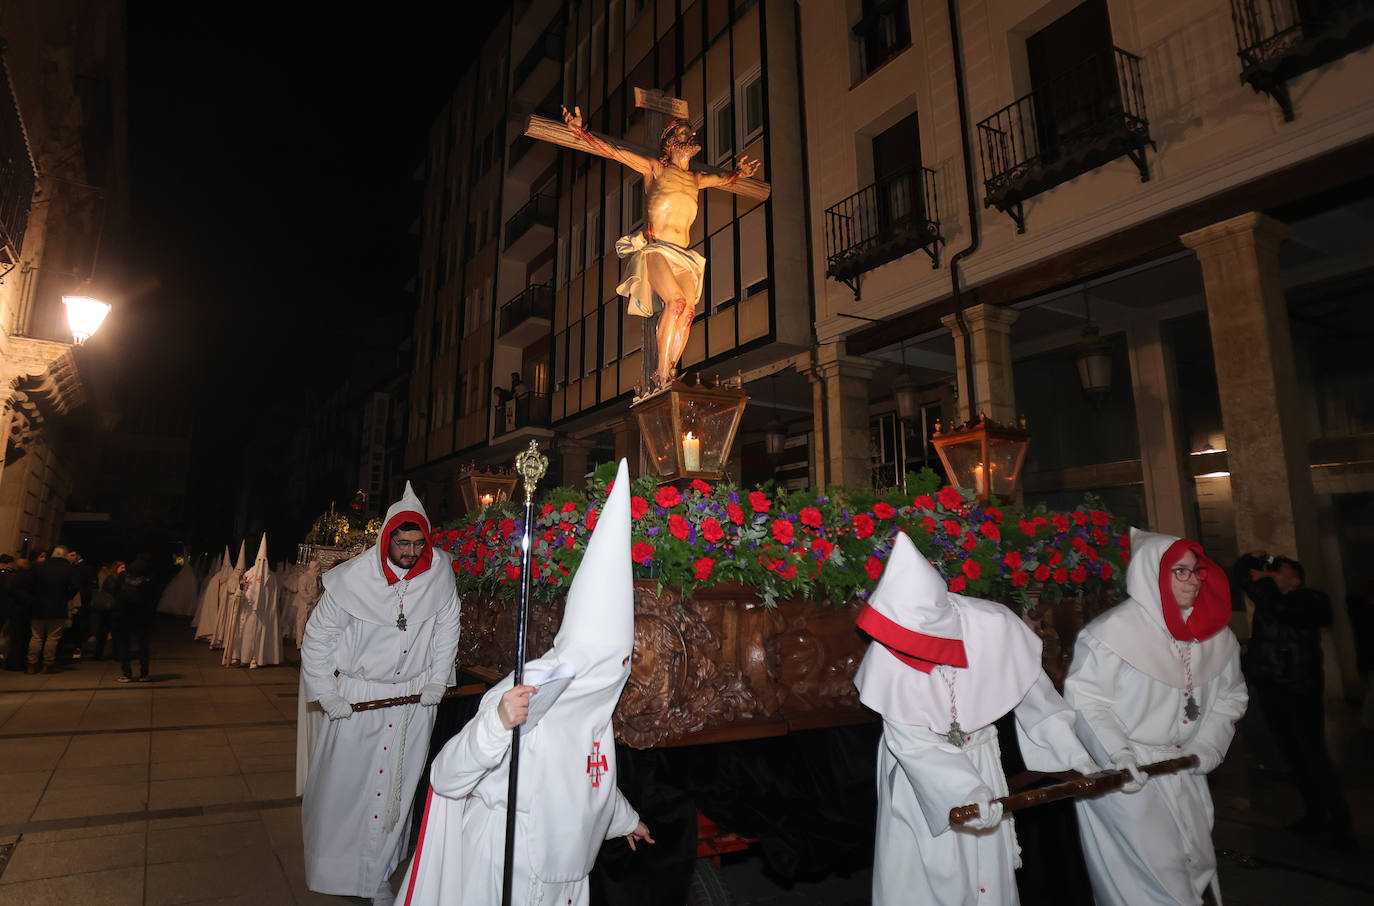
top-left (1156, 539), bottom-right (1231, 642)
top-left (380, 509), bottom-right (433, 585)
top-left (857, 603), bottom-right (968, 674)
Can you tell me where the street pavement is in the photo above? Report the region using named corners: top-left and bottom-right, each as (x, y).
top-left (0, 616), bottom-right (1369, 905)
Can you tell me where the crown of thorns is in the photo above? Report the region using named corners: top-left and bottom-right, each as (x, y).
top-left (660, 118), bottom-right (692, 147)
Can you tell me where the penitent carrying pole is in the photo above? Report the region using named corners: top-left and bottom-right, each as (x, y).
top-left (502, 439), bottom-right (548, 906)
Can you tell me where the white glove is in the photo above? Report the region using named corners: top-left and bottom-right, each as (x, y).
top-left (963, 786), bottom-right (1004, 831)
top-left (318, 693), bottom-right (353, 720)
top-left (419, 682), bottom-right (447, 706)
top-left (1112, 751), bottom-right (1146, 793)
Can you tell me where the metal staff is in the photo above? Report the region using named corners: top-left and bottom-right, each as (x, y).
top-left (502, 440), bottom-right (547, 906)
top-left (949, 755), bottom-right (1199, 826)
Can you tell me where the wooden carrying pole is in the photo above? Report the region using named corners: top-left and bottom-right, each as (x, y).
top-left (949, 755), bottom-right (1200, 826)
top-left (348, 685), bottom-right (484, 712)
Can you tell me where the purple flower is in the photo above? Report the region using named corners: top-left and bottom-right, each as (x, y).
top-left (728, 491), bottom-right (740, 504)
top-left (646, 526), bottom-right (659, 536)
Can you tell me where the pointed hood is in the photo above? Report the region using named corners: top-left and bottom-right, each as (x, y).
top-left (378, 481), bottom-right (434, 584)
top-left (234, 540), bottom-right (246, 576)
top-left (1089, 527), bottom-right (1237, 687)
top-left (221, 546), bottom-right (230, 572)
top-left (321, 482), bottom-right (454, 628)
top-left (854, 531), bottom-right (1042, 731)
top-left (245, 534), bottom-right (270, 587)
top-left (520, 458), bottom-right (635, 882)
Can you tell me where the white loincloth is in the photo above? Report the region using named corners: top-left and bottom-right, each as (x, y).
top-left (615, 232), bottom-right (706, 318)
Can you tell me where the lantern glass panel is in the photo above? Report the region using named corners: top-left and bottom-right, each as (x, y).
top-left (637, 402), bottom-right (680, 477)
top-left (678, 395), bottom-right (739, 473)
top-left (987, 436), bottom-right (1028, 497)
top-left (938, 436), bottom-right (985, 494)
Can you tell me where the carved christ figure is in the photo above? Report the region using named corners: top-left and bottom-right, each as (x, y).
top-left (561, 105), bottom-right (762, 391)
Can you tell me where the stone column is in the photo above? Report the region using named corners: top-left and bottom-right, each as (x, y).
top-left (1127, 321), bottom-right (1199, 539)
top-left (805, 342), bottom-right (876, 490)
top-left (1180, 213), bottom-right (1321, 569)
top-left (612, 417), bottom-right (642, 479)
top-left (940, 304), bottom-right (1019, 425)
top-left (558, 436), bottom-right (595, 490)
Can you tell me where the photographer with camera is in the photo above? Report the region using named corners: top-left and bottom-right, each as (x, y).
top-left (1234, 551), bottom-right (1354, 850)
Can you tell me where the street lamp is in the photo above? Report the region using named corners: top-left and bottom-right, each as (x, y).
top-left (62, 294), bottom-right (111, 344)
top-left (457, 463), bottom-right (520, 514)
top-left (631, 374), bottom-right (748, 481)
top-left (931, 414), bottom-right (1031, 503)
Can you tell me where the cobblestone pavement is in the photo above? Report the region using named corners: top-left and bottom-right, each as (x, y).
top-left (0, 616), bottom-right (1369, 904)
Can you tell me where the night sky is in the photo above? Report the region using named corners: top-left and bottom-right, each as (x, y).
top-left (120, 3), bottom-right (503, 547)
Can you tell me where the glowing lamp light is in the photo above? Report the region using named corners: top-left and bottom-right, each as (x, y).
top-left (62, 295), bottom-right (111, 344)
top-left (631, 375), bottom-right (748, 481)
top-left (931, 415), bottom-right (1031, 503)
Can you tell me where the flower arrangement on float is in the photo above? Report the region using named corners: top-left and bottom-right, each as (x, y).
top-left (432, 465), bottom-right (1129, 611)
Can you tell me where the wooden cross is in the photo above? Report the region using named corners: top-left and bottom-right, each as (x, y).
top-left (522, 88), bottom-right (771, 202)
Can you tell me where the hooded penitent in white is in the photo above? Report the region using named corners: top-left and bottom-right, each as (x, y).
top-left (398, 458), bottom-right (639, 906)
top-left (1065, 528), bottom-right (1247, 906)
top-left (158, 553), bottom-right (199, 616)
top-left (298, 483), bottom-right (461, 902)
top-left (211, 541), bottom-right (249, 649)
top-left (855, 531), bottom-right (1095, 906)
top-left (192, 547), bottom-right (232, 639)
top-left (232, 533), bottom-right (282, 668)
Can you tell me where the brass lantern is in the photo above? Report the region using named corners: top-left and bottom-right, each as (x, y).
top-left (631, 375), bottom-right (748, 481)
top-left (931, 415), bottom-right (1031, 503)
top-left (457, 463), bottom-right (520, 513)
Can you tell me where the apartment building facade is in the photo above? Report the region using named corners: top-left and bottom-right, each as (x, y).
top-left (797, 0), bottom-right (1374, 686)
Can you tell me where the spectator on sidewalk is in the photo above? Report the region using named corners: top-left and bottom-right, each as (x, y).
top-left (2, 556), bottom-right (34, 670)
top-left (113, 556), bottom-right (157, 683)
top-left (27, 544), bottom-right (79, 673)
top-left (87, 561), bottom-right (120, 660)
top-left (63, 549), bottom-right (96, 661)
top-left (1235, 552), bottom-right (1355, 850)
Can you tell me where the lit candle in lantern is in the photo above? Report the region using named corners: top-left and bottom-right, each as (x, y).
top-left (973, 464), bottom-right (985, 495)
top-left (683, 431), bottom-right (701, 472)
top-left (480, 493), bottom-right (494, 508)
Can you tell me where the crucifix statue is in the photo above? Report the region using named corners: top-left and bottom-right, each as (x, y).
top-left (524, 89), bottom-right (770, 394)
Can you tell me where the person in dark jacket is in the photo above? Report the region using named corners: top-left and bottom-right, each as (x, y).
top-left (27, 544), bottom-right (79, 673)
top-left (1235, 552), bottom-right (1354, 850)
top-left (3, 557), bottom-right (34, 670)
top-left (113, 556), bottom-right (157, 682)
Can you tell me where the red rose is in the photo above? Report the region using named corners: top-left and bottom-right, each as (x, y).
top-left (962, 559), bottom-right (981, 580)
top-left (1012, 569), bottom-right (1029, 587)
top-left (1092, 528), bottom-right (1107, 546)
top-left (460, 541), bottom-right (475, 556)
top-left (921, 516), bottom-right (938, 533)
top-left (605, 480), bottom-right (614, 493)
top-left (1086, 547), bottom-right (1099, 562)
top-left (559, 521), bottom-right (573, 534)
top-left (563, 534), bottom-right (575, 548)
top-left (1050, 550), bottom-right (1063, 566)
top-left (1033, 564), bottom-right (1051, 582)
top-left (912, 494), bottom-right (936, 510)
top-left (701, 517), bottom-right (725, 543)
top-left (630, 496), bottom-right (649, 519)
top-left (980, 522), bottom-right (1000, 541)
top-left (1090, 510), bottom-right (1110, 527)
top-left (726, 503), bottom-right (745, 525)
top-left (1070, 566), bottom-right (1087, 584)
top-left (560, 501), bottom-right (577, 514)
top-left (631, 542), bottom-right (655, 564)
top-left (1100, 563), bottom-right (1114, 580)
top-left (504, 563), bottom-right (520, 582)
top-left (985, 507), bottom-right (1003, 524)
top-left (541, 503), bottom-right (555, 517)
top-left (656, 486), bottom-right (682, 508)
top-left (1051, 514), bottom-right (1071, 534)
top-left (961, 533), bottom-right (978, 552)
top-left (694, 557), bottom-right (715, 580)
top-left (778, 562), bottom-right (798, 581)
top-left (1053, 568), bottom-right (1068, 584)
top-left (531, 561), bottom-right (542, 580)
top-left (498, 518), bottom-right (515, 535)
top-left (1071, 511), bottom-right (1089, 527)
top-left (865, 556), bottom-right (884, 581)
top-left (691, 479), bottom-right (713, 495)
top-left (853, 513), bottom-right (875, 539)
top-left (585, 508), bottom-right (598, 530)
top-left (451, 560), bottom-right (461, 573)
top-left (800, 507), bottom-right (823, 528)
top-left (749, 491), bottom-right (770, 513)
top-left (948, 576), bottom-right (967, 593)
top-left (1018, 519), bottom-right (1038, 537)
top-left (937, 486), bottom-right (964, 510)
top-left (873, 502), bottom-right (896, 519)
top-left (942, 519), bottom-right (962, 536)
top-left (811, 538), bottom-right (834, 560)
top-left (669, 514), bottom-right (690, 540)
top-left (771, 520), bottom-right (795, 545)
top-left (1034, 516), bottom-right (1049, 528)
top-left (1071, 536), bottom-right (1089, 554)
top-left (1003, 551), bottom-right (1023, 570)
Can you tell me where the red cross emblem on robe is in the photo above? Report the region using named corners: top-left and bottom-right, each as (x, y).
top-left (586, 741), bottom-right (608, 788)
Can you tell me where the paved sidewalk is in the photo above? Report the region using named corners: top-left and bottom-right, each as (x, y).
top-left (0, 616), bottom-right (334, 906)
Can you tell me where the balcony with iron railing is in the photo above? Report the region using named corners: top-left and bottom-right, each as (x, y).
top-left (0, 57), bottom-right (34, 273)
top-left (977, 47), bottom-right (1152, 234)
top-left (498, 282), bottom-right (554, 345)
top-left (823, 165), bottom-right (941, 298)
top-left (493, 391), bottom-right (552, 438)
top-left (504, 193), bottom-right (558, 260)
top-left (1230, 0), bottom-right (1374, 120)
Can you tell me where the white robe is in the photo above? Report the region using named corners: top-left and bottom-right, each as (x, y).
top-left (192, 567), bottom-right (228, 638)
top-left (300, 589), bottom-right (461, 897)
top-left (1066, 624), bottom-right (1247, 905)
top-left (234, 572), bottom-right (282, 667)
top-left (873, 672), bottom-right (1095, 906)
top-left (398, 673), bottom-right (641, 906)
top-left (157, 564), bottom-right (199, 616)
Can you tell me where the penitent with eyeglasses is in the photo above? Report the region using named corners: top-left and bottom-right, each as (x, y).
top-left (1169, 565), bottom-right (1208, 582)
